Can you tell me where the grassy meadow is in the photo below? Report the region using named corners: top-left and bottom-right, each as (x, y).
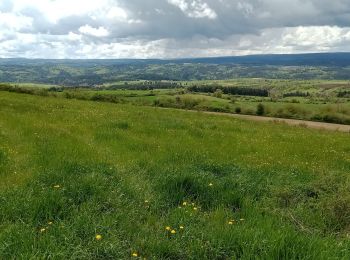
top-left (1, 91), bottom-right (350, 258)
top-left (67, 79), bottom-right (350, 124)
top-left (3, 79), bottom-right (350, 125)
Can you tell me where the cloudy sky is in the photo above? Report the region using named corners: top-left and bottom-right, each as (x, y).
top-left (1, 0), bottom-right (350, 58)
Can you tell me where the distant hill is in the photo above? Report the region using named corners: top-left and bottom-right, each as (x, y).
top-left (175, 52), bottom-right (350, 66)
top-left (1, 52), bottom-right (350, 66)
top-left (1, 53), bottom-right (350, 85)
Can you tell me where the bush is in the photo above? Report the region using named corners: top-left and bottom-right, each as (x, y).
top-left (153, 99), bottom-right (161, 106)
top-left (213, 89), bottom-right (223, 98)
top-left (256, 103), bottom-right (265, 116)
top-left (235, 107), bottom-right (241, 114)
top-left (245, 108), bottom-right (255, 115)
top-left (181, 97), bottom-right (200, 109)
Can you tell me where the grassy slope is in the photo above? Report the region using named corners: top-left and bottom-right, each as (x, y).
top-left (62, 88), bottom-right (350, 123)
top-left (5, 80), bottom-right (350, 124)
top-left (1, 92), bottom-right (350, 259)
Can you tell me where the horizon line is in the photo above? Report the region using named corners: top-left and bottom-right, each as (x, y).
top-left (1, 51), bottom-right (350, 61)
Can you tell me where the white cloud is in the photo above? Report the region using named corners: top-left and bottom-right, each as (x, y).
top-left (1, 0), bottom-right (350, 58)
top-left (0, 12), bottom-right (32, 30)
top-left (168, 0), bottom-right (217, 19)
top-left (67, 32), bottom-right (82, 41)
top-left (107, 6), bottom-right (128, 21)
top-left (282, 26), bottom-right (343, 48)
top-left (11, 0), bottom-right (112, 23)
top-left (79, 25), bottom-right (109, 37)
top-left (1, 25), bottom-right (350, 59)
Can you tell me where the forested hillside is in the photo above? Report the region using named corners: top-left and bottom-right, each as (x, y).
top-left (1, 53), bottom-right (350, 85)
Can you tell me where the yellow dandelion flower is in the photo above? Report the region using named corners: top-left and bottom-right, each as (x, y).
top-left (40, 228), bottom-right (46, 232)
top-left (132, 252), bottom-right (138, 257)
top-left (95, 234), bottom-right (102, 240)
top-left (209, 183), bottom-right (213, 186)
top-left (53, 185), bottom-right (60, 188)
top-left (165, 226), bottom-right (171, 231)
top-left (48, 221), bottom-right (53, 225)
top-left (182, 202), bottom-right (187, 206)
top-left (179, 226), bottom-right (184, 229)
top-left (171, 230), bottom-right (176, 234)
top-left (193, 207), bottom-right (198, 211)
top-left (144, 200), bottom-right (149, 203)
top-left (228, 221), bottom-right (233, 225)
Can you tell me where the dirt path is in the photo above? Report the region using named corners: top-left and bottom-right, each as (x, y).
top-left (201, 111), bottom-right (350, 133)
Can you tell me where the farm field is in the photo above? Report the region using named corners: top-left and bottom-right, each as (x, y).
top-left (1, 91), bottom-right (350, 258)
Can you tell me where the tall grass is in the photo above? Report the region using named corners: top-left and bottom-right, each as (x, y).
top-left (1, 92), bottom-right (350, 258)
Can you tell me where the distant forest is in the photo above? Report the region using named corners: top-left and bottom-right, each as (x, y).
top-left (1, 53), bottom-right (350, 85)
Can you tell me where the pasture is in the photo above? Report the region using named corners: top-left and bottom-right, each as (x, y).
top-left (1, 91), bottom-right (350, 258)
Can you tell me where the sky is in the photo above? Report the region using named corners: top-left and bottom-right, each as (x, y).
top-left (1, 0), bottom-right (350, 59)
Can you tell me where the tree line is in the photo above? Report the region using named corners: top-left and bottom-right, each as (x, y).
top-left (107, 81), bottom-right (183, 90)
top-left (283, 91), bottom-right (310, 98)
top-left (337, 91), bottom-right (350, 98)
top-left (187, 85), bottom-right (269, 97)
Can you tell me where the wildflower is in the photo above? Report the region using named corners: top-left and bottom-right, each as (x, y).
top-left (228, 221), bottom-right (234, 225)
top-left (193, 207), bottom-right (198, 211)
top-left (165, 226), bottom-right (171, 231)
top-left (53, 185), bottom-right (60, 188)
top-left (132, 252), bottom-right (138, 257)
top-left (40, 228), bottom-right (46, 233)
top-left (182, 202), bottom-right (187, 206)
top-left (179, 226), bottom-right (184, 229)
top-left (48, 221), bottom-right (53, 225)
top-left (171, 230), bottom-right (176, 234)
top-left (95, 234), bottom-right (102, 241)
top-left (209, 183), bottom-right (213, 187)
top-left (144, 200), bottom-right (149, 203)
top-left (240, 218), bottom-right (245, 221)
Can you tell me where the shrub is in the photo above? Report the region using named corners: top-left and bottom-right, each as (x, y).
top-left (235, 107), bottom-right (241, 114)
top-left (213, 89), bottom-right (223, 98)
top-left (153, 99), bottom-right (161, 106)
top-left (244, 108), bottom-right (255, 115)
top-left (207, 106), bottom-right (230, 113)
top-left (256, 103), bottom-right (265, 116)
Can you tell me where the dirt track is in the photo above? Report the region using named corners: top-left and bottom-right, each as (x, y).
top-left (202, 111), bottom-right (350, 133)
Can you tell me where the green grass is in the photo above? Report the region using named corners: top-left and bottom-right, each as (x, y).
top-left (67, 78), bottom-right (350, 124)
top-left (11, 83), bottom-right (61, 89)
top-left (2, 81), bottom-right (350, 124)
top-left (61, 87), bottom-right (350, 123)
top-left (1, 92), bottom-right (350, 259)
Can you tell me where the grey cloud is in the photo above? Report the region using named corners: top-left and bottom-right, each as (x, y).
top-left (2, 0), bottom-right (350, 58)
top-left (10, 0), bottom-right (350, 40)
